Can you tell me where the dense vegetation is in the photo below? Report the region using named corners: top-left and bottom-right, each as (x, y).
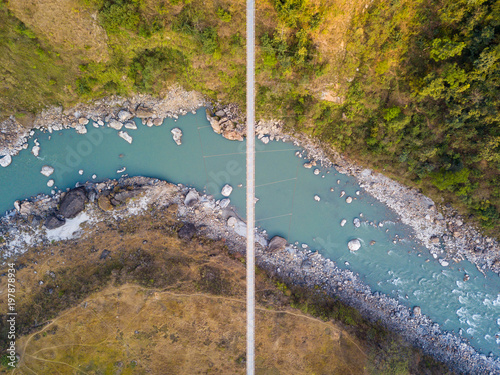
top-left (1, 0), bottom-right (499, 233)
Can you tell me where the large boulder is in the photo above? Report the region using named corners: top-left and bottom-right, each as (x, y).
top-left (221, 184), bottom-right (233, 197)
top-left (268, 236), bottom-right (288, 252)
top-left (184, 190), bottom-right (199, 206)
top-left (206, 109), bottom-right (221, 134)
top-left (108, 119), bottom-right (123, 130)
top-left (178, 222), bottom-right (196, 240)
top-left (118, 110), bottom-right (133, 122)
top-left (58, 188), bottom-right (86, 218)
top-left (135, 105), bottom-right (155, 118)
top-left (40, 165), bottom-right (54, 177)
top-left (222, 129), bottom-right (244, 141)
top-left (171, 128), bottom-right (183, 145)
top-left (44, 215), bottom-right (66, 229)
top-left (118, 131), bottom-right (133, 144)
top-left (347, 239), bottom-right (361, 251)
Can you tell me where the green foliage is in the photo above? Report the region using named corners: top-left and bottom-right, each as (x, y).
top-left (129, 47), bottom-right (188, 91)
top-left (200, 27), bottom-right (219, 55)
top-left (216, 7), bottom-right (231, 22)
top-left (97, 0), bottom-right (142, 33)
top-left (14, 22), bottom-right (36, 39)
top-left (430, 168), bottom-right (472, 196)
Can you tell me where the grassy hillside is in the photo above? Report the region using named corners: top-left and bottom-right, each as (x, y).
top-left (0, 207), bottom-right (452, 374)
top-left (1, 0), bottom-right (499, 233)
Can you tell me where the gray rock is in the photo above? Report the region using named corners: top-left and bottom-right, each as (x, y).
top-left (41, 165), bottom-right (54, 177)
top-left (184, 190), bottom-right (199, 206)
top-left (108, 119), bottom-right (123, 130)
top-left (44, 215), bottom-right (66, 229)
top-left (353, 218), bottom-right (361, 228)
top-left (118, 131), bottom-right (133, 144)
top-left (219, 198), bottom-right (230, 208)
top-left (413, 306), bottom-right (422, 317)
top-left (215, 110), bottom-right (225, 117)
top-left (153, 118), bottom-right (163, 126)
top-left (118, 110), bottom-right (133, 122)
top-left (58, 188), bottom-right (86, 218)
top-left (221, 184), bottom-right (233, 197)
top-left (135, 105), bottom-right (155, 118)
top-left (268, 236), bottom-right (288, 252)
top-left (78, 117), bottom-right (89, 125)
top-left (348, 239), bottom-right (361, 251)
top-left (124, 121), bottom-right (137, 130)
top-left (32, 145), bottom-right (40, 157)
top-left (171, 127), bottom-right (182, 145)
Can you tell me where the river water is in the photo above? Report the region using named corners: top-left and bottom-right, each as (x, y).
top-left (1, 111), bottom-right (499, 357)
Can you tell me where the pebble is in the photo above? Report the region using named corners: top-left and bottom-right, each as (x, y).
top-left (314, 195), bottom-right (321, 202)
top-left (346, 196), bottom-right (353, 203)
top-left (340, 219), bottom-right (347, 227)
top-left (79, 169), bottom-right (84, 175)
top-left (314, 168), bottom-right (320, 175)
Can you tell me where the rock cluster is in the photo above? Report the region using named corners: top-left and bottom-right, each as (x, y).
top-left (205, 108), bottom-right (245, 141)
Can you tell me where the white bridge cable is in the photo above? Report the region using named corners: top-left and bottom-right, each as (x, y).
top-left (246, 0), bottom-right (256, 373)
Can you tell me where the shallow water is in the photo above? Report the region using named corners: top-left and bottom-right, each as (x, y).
top-left (1, 111), bottom-right (499, 357)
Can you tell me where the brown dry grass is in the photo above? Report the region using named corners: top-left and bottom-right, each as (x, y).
top-left (12, 284), bottom-right (366, 374)
top-left (7, 0), bottom-right (109, 62)
top-left (0, 208), bottom-right (368, 374)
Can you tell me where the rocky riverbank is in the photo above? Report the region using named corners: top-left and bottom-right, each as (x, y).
top-left (1, 87), bottom-right (500, 372)
top-left (1, 87), bottom-right (498, 277)
top-left (0, 177), bottom-right (498, 374)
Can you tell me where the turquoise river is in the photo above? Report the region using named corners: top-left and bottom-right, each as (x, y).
top-left (1, 111), bottom-right (499, 357)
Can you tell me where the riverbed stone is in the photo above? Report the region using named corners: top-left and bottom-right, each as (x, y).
top-left (58, 188), bottom-right (86, 218)
top-left (346, 196), bottom-right (353, 203)
top-left (219, 198), bottom-right (230, 208)
top-left (108, 119), bottom-right (123, 130)
top-left (41, 165), bottom-right (54, 177)
top-left (47, 179), bottom-right (54, 187)
top-left (0, 154), bottom-right (12, 167)
top-left (340, 219), bottom-right (347, 227)
top-left (78, 117), bottom-right (89, 125)
top-left (135, 105), bottom-right (155, 118)
top-left (221, 184), bottom-right (233, 197)
top-left (353, 218), bottom-right (361, 228)
top-left (268, 236), bottom-right (288, 252)
top-left (32, 145), bottom-right (40, 157)
top-left (118, 131), bottom-right (133, 144)
top-left (153, 118), bottom-right (163, 126)
top-left (184, 190), bottom-right (199, 206)
top-left (222, 129), bottom-right (243, 141)
top-left (118, 110), bottom-right (133, 122)
top-left (124, 121), bottom-right (137, 130)
top-left (348, 239), bottom-right (361, 251)
top-left (98, 196), bottom-right (113, 211)
top-left (413, 306), bottom-right (422, 317)
top-left (171, 127), bottom-right (182, 145)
